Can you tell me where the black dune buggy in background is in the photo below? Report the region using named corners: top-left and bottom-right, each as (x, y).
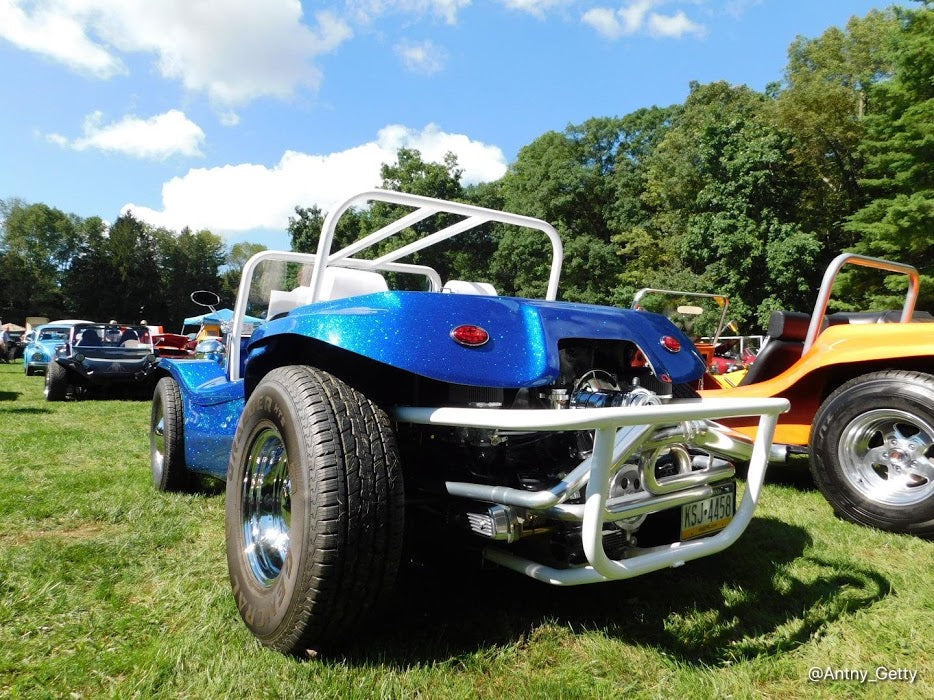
top-left (45, 322), bottom-right (158, 400)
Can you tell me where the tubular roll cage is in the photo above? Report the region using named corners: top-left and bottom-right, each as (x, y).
top-left (631, 288), bottom-right (731, 344)
top-left (229, 189), bottom-right (564, 382)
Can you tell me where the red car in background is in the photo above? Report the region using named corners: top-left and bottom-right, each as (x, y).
top-left (148, 326), bottom-right (194, 358)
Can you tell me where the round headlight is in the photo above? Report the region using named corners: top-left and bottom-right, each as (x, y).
top-left (31, 351), bottom-right (43, 362)
top-left (195, 339), bottom-right (225, 363)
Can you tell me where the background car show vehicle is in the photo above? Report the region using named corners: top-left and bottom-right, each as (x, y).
top-left (23, 320), bottom-right (91, 376)
top-left (43, 322), bottom-right (158, 400)
top-left (149, 326), bottom-right (195, 359)
top-left (150, 189), bottom-right (788, 654)
top-left (697, 254), bottom-right (934, 537)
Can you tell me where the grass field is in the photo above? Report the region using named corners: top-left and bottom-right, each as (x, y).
top-left (0, 360), bottom-right (931, 698)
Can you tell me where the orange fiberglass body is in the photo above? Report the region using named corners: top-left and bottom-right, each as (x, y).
top-left (701, 321), bottom-right (934, 447)
top-left (639, 253), bottom-right (934, 537)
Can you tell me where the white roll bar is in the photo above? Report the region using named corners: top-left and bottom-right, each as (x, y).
top-left (310, 189), bottom-right (564, 303)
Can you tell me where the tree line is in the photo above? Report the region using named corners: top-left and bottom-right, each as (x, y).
top-left (2, 4), bottom-right (931, 333)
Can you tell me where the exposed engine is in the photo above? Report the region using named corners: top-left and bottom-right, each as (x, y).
top-left (400, 339), bottom-right (729, 569)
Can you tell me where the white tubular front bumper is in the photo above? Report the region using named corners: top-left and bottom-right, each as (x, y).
top-left (393, 397), bottom-right (789, 586)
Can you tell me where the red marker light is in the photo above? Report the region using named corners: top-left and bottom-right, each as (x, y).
top-left (451, 325), bottom-right (489, 347)
top-left (660, 335), bottom-right (681, 353)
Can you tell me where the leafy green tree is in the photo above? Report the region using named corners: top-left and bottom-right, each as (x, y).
top-left (221, 242), bottom-right (267, 302)
top-left (776, 10), bottom-right (898, 202)
top-left (641, 82), bottom-right (821, 327)
top-left (288, 205), bottom-right (327, 254)
top-left (0, 200), bottom-right (82, 318)
top-left (61, 216), bottom-right (113, 321)
top-left (144, 224), bottom-right (225, 329)
top-left (0, 251), bottom-right (34, 323)
top-left (492, 110), bottom-right (680, 303)
top-left (497, 127), bottom-right (615, 301)
top-left (845, 2), bottom-right (934, 310)
top-left (102, 212), bottom-right (163, 323)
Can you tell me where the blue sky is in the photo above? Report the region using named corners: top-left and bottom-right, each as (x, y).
top-left (0, 0), bottom-right (899, 250)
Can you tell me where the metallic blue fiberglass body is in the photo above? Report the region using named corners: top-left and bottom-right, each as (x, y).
top-left (253, 292), bottom-right (704, 387)
top-left (158, 358), bottom-right (243, 477)
top-left (160, 291), bottom-right (704, 477)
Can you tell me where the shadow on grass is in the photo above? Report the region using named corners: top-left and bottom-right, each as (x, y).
top-left (764, 453), bottom-right (820, 491)
top-left (192, 474), bottom-right (226, 496)
top-left (336, 517), bottom-right (890, 667)
top-left (0, 390), bottom-right (22, 401)
top-left (66, 389), bottom-right (153, 402)
top-left (0, 406), bottom-right (51, 415)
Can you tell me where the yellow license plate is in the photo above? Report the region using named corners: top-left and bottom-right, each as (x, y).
top-left (680, 486), bottom-right (734, 540)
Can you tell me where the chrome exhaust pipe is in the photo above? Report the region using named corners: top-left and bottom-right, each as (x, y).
top-left (642, 420), bottom-right (789, 464)
top-left (692, 420), bottom-right (790, 464)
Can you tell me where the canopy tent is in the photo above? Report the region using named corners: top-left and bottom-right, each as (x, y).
top-left (182, 308), bottom-right (264, 327)
top-left (2, 323), bottom-right (26, 331)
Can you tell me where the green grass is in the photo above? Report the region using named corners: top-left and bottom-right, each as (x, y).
top-left (0, 361), bottom-right (931, 699)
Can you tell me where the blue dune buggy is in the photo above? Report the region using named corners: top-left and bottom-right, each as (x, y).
top-left (150, 190), bottom-right (787, 654)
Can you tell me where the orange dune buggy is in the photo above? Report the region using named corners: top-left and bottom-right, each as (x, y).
top-left (692, 254), bottom-right (933, 536)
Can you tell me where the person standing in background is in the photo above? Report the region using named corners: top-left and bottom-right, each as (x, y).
top-left (0, 324), bottom-right (10, 363)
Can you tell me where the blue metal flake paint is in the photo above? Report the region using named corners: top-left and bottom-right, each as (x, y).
top-left (250, 292), bottom-right (705, 388)
top-left (163, 291), bottom-right (705, 477)
top-left (158, 358), bottom-right (244, 477)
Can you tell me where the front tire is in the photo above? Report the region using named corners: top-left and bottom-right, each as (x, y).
top-left (150, 376), bottom-right (191, 492)
top-left (226, 366), bottom-right (405, 654)
top-left (44, 362), bottom-right (68, 401)
top-left (810, 370), bottom-right (934, 537)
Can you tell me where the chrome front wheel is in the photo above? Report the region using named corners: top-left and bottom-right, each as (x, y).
top-left (241, 426), bottom-right (292, 586)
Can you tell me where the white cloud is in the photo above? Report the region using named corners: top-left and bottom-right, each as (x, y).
top-left (581, 7), bottom-right (625, 38)
top-left (395, 39), bottom-right (447, 74)
top-left (725, 0), bottom-right (762, 19)
top-left (0, 0), bottom-right (124, 77)
top-left (346, 0), bottom-right (471, 25)
top-left (124, 124), bottom-right (508, 234)
top-left (498, 1), bottom-right (575, 19)
top-left (47, 110), bottom-right (205, 160)
top-left (618, 0), bottom-right (653, 33)
top-left (218, 111), bottom-right (241, 127)
top-left (647, 10), bottom-right (704, 38)
top-left (582, 1), bottom-right (704, 40)
top-left (44, 132), bottom-right (69, 147)
top-left (0, 1), bottom-right (352, 106)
